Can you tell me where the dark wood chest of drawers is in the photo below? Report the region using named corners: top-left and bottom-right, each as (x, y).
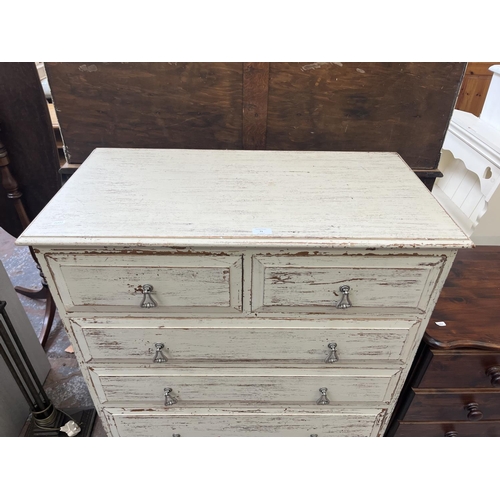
top-left (386, 246), bottom-right (500, 437)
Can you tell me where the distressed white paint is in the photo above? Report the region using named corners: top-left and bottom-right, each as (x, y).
top-left (89, 365), bottom-right (400, 405)
top-left (16, 149), bottom-right (470, 249)
top-left (104, 406), bottom-right (386, 437)
top-left (45, 252), bottom-right (242, 313)
top-left (15, 149), bottom-right (472, 437)
top-left (252, 254), bottom-right (444, 314)
top-left (71, 317), bottom-right (420, 364)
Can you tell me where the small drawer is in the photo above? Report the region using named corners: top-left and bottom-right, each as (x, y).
top-left (405, 391), bottom-right (500, 421)
top-left (394, 421), bottom-right (500, 437)
top-left (251, 253), bottom-right (445, 315)
top-left (103, 406), bottom-right (387, 437)
top-left (89, 365), bottom-right (401, 405)
top-left (418, 351), bottom-right (500, 389)
top-left (72, 317), bottom-right (420, 364)
top-left (45, 252), bottom-right (243, 314)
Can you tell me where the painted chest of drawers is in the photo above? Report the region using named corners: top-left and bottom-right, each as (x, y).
top-left (16, 149), bottom-right (471, 437)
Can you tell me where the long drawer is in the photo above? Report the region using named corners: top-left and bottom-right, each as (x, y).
top-left (395, 421), bottom-right (500, 437)
top-left (89, 365), bottom-right (401, 405)
top-left (44, 252), bottom-right (243, 313)
top-left (405, 391), bottom-right (500, 421)
top-left (251, 254), bottom-right (445, 315)
top-left (419, 351), bottom-right (500, 388)
top-left (103, 406), bottom-right (387, 437)
top-left (71, 318), bottom-right (420, 364)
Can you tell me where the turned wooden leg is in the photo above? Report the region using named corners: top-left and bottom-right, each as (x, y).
top-left (1, 140), bottom-right (58, 348)
top-left (14, 260), bottom-right (56, 347)
top-left (15, 285), bottom-right (48, 300)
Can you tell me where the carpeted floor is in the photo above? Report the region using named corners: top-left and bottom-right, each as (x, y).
top-left (0, 226), bottom-right (106, 436)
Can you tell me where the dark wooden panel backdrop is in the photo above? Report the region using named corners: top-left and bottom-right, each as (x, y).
top-left (266, 62), bottom-right (465, 171)
top-left (46, 63), bottom-right (243, 163)
top-left (47, 62), bottom-right (466, 177)
top-left (0, 63), bottom-right (61, 237)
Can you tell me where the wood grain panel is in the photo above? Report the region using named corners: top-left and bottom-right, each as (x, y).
top-left (425, 247), bottom-right (500, 349)
top-left (395, 420), bottom-right (500, 437)
top-left (242, 63), bottom-right (269, 149)
top-left (45, 63), bottom-right (244, 163)
top-left (405, 391), bottom-right (500, 421)
top-left (418, 351), bottom-right (500, 389)
top-left (265, 62), bottom-right (465, 170)
top-left (455, 62), bottom-right (500, 116)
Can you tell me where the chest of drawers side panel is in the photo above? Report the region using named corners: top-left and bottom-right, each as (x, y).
top-left (34, 248), bottom-right (114, 435)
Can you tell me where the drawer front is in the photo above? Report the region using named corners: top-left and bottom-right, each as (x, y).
top-left (395, 421), bottom-right (500, 437)
top-left (405, 391), bottom-right (500, 421)
top-left (45, 253), bottom-right (243, 313)
top-left (251, 254), bottom-right (445, 314)
top-left (90, 366), bottom-right (401, 405)
top-left (419, 351), bottom-right (500, 389)
top-left (72, 318), bottom-right (420, 364)
top-left (104, 407), bottom-right (386, 437)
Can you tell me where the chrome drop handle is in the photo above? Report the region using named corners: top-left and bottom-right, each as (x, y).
top-left (141, 284), bottom-right (157, 308)
top-left (325, 343), bottom-right (339, 363)
top-left (336, 285), bottom-right (352, 309)
top-left (164, 388), bottom-right (177, 406)
top-left (316, 387), bottom-right (330, 405)
top-left (153, 343), bottom-right (168, 363)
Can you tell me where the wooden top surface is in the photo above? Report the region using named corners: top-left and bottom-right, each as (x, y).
top-left (17, 148), bottom-right (471, 249)
top-left (425, 246), bottom-right (500, 350)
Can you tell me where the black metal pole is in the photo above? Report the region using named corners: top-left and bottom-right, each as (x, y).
top-left (0, 301), bottom-right (53, 419)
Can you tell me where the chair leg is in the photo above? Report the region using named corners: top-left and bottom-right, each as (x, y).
top-left (15, 262), bottom-right (57, 349)
top-left (14, 285), bottom-right (48, 300)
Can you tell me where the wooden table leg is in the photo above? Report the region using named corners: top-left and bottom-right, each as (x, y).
top-left (1, 140), bottom-right (58, 348)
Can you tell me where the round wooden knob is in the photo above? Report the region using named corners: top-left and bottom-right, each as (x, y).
top-left (486, 366), bottom-right (500, 387)
top-left (465, 403), bottom-right (483, 421)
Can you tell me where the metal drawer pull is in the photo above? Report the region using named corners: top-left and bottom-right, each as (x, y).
top-left (316, 387), bottom-right (330, 405)
top-left (325, 342), bottom-right (339, 363)
top-left (444, 431), bottom-right (458, 437)
top-left (153, 343), bottom-right (168, 363)
top-left (486, 366), bottom-right (500, 387)
top-left (164, 387), bottom-right (177, 406)
top-left (172, 434), bottom-right (181, 437)
top-left (141, 284), bottom-right (157, 308)
top-left (310, 434), bottom-right (318, 437)
top-left (336, 285), bottom-right (352, 309)
top-left (465, 402), bottom-right (483, 421)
